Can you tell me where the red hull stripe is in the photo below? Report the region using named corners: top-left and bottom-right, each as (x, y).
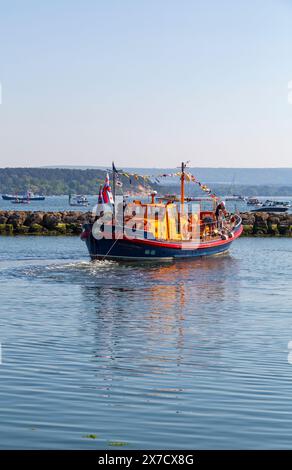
top-left (122, 225), bottom-right (243, 250)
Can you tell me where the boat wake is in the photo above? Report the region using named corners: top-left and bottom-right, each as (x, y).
top-left (46, 259), bottom-right (116, 271)
top-left (0, 258), bottom-right (117, 281)
top-left (30, 259), bottom-right (119, 279)
top-left (0, 258), bottom-right (149, 291)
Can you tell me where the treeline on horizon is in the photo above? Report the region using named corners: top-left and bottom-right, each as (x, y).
top-left (160, 183), bottom-right (292, 197)
top-left (0, 168), bottom-right (292, 197)
top-left (0, 168), bottom-right (155, 195)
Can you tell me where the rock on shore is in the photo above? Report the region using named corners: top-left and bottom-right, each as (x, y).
top-left (0, 210), bottom-right (292, 236)
top-left (0, 211), bottom-right (94, 235)
top-left (240, 211), bottom-right (292, 236)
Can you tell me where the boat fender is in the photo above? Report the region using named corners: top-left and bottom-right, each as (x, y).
top-left (221, 233), bottom-right (228, 240)
top-left (229, 231), bottom-right (235, 239)
top-left (81, 228), bottom-right (91, 240)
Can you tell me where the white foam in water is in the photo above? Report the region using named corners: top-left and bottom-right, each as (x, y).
top-left (46, 260), bottom-right (116, 271)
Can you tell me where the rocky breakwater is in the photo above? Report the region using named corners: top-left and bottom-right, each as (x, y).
top-left (0, 211), bottom-right (94, 235)
top-left (241, 211), bottom-right (292, 237)
top-left (1, 210), bottom-right (292, 237)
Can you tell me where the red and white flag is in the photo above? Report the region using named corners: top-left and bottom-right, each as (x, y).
top-left (102, 173), bottom-right (114, 204)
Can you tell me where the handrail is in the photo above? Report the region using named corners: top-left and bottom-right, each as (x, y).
top-left (92, 211), bottom-right (242, 242)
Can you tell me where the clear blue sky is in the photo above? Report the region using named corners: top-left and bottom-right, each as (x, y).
top-left (0, 0), bottom-right (292, 168)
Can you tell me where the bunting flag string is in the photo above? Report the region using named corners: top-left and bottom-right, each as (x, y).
top-left (108, 168), bottom-right (217, 198)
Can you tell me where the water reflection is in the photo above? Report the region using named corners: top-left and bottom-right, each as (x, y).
top-left (80, 254), bottom-right (240, 383)
top-left (3, 237), bottom-right (292, 449)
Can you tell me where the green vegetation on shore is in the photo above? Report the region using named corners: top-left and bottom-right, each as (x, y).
top-left (0, 168), bottom-right (155, 195)
top-left (1, 168), bottom-right (292, 196)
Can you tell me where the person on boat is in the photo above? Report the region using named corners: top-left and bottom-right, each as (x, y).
top-left (215, 200), bottom-right (228, 231)
top-left (215, 200), bottom-right (227, 220)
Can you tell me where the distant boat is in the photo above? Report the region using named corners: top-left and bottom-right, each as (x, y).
top-left (225, 194), bottom-right (246, 201)
top-left (157, 194), bottom-right (179, 202)
top-left (263, 199), bottom-right (291, 208)
top-left (247, 197), bottom-right (262, 206)
top-left (2, 191), bottom-right (45, 201)
top-left (225, 174), bottom-right (246, 201)
top-left (69, 194), bottom-right (89, 207)
top-left (251, 200), bottom-right (289, 213)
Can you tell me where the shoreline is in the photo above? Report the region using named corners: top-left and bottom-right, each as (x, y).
top-left (0, 210), bottom-right (92, 236)
top-left (0, 210), bottom-right (292, 237)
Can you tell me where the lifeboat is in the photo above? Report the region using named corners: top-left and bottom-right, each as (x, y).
top-left (82, 163), bottom-right (242, 261)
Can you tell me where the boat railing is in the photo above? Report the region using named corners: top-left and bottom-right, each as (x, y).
top-left (116, 212), bottom-right (241, 241)
top-left (199, 213), bottom-right (241, 239)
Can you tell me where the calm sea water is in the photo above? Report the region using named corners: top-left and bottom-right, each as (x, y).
top-left (0, 236), bottom-right (292, 449)
top-left (1, 195), bottom-right (292, 213)
top-left (0, 196), bottom-right (96, 213)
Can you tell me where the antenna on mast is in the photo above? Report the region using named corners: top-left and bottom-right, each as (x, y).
top-left (180, 160), bottom-right (190, 205)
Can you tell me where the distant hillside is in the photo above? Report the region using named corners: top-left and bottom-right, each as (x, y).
top-left (1, 167), bottom-right (292, 197)
top-left (0, 168), bottom-right (155, 195)
top-left (131, 167), bottom-right (292, 186)
top-left (44, 166), bottom-right (292, 186)
top-left (162, 183), bottom-right (292, 198)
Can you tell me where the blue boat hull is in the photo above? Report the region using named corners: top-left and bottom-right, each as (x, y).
top-left (82, 222), bottom-right (243, 261)
top-left (85, 238), bottom-right (232, 260)
top-left (2, 194), bottom-right (45, 201)
top-left (251, 207), bottom-right (288, 213)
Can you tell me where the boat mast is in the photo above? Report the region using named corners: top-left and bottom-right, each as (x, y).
top-left (112, 162), bottom-right (116, 240)
top-left (181, 161), bottom-right (186, 205)
top-left (112, 161), bottom-right (116, 207)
